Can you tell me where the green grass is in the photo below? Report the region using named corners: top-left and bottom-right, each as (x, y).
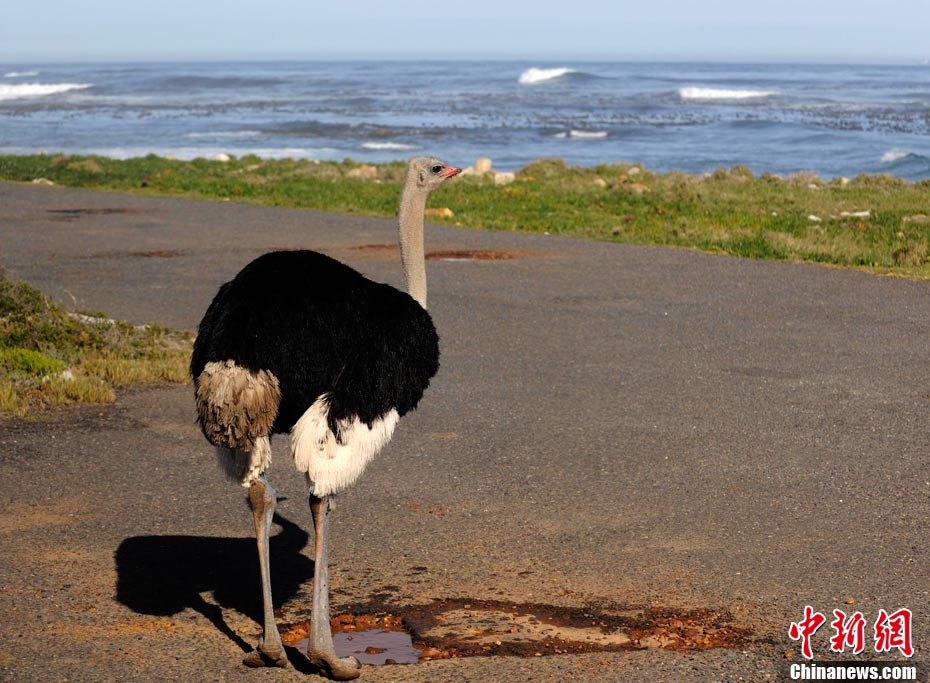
top-left (0, 275), bottom-right (191, 418)
top-left (2, 153), bottom-right (930, 278)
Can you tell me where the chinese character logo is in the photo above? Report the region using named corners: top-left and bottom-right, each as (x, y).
top-left (875, 608), bottom-right (913, 657)
top-left (830, 610), bottom-right (866, 654)
top-left (789, 605), bottom-right (914, 659)
top-left (789, 605), bottom-right (827, 660)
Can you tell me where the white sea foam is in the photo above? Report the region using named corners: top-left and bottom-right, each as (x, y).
top-left (880, 149), bottom-right (911, 163)
top-left (679, 87), bottom-right (776, 100)
top-left (0, 83), bottom-right (92, 101)
top-left (555, 130), bottom-right (608, 139)
top-left (519, 67), bottom-right (577, 85)
top-left (80, 146), bottom-right (339, 161)
top-left (4, 70), bottom-right (39, 78)
top-left (360, 142), bottom-right (419, 150)
top-left (571, 130), bottom-right (607, 139)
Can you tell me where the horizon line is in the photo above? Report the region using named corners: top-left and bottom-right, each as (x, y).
top-left (1, 55), bottom-right (928, 68)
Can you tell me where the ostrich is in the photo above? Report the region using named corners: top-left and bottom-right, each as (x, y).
top-left (190, 157), bottom-right (461, 680)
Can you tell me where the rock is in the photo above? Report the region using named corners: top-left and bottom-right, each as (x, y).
top-left (628, 166), bottom-right (641, 176)
top-left (839, 210), bottom-right (870, 218)
top-left (347, 164), bottom-right (378, 180)
top-left (493, 171), bottom-right (516, 186)
top-left (839, 177), bottom-right (850, 186)
top-left (424, 207), bottom-right (454, 218)
top-left (214, 153), bottom-right (231, 162)
top-left (629, 182), bottom-right (649, 195)
top-left (639, 635), bottom-right (666, 648)
top-left (808, 215), bottom-right (822, 222)
top-left (593, 177), bottom-right (608, 188)
top-left (475, 158), bottom-right (493, 175)
top-left (903, 214), bottom-right (930, 225)
top-left (31, 178), bottom-right (54, 186)
top-left (459, 166), bottom-right (477, 176)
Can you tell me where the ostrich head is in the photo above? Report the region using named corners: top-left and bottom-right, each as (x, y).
top-left (407, 156), bottom-right (462, 191)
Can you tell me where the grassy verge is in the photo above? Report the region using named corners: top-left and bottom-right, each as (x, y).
top-left (0, 275), bottom-right (191, 418)
top-left (2, 154), bottom-right (930, 277)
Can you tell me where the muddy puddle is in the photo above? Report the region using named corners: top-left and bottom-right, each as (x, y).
top-left (348, 244), bottom-right (530, 262)
top-left (284, 615), bottom-right (419, 665)
top-left (281, 599), bottom-right (751, 666)
top-left (425, 249), bottom-right (524, 261)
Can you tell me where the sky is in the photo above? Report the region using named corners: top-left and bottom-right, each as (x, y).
top-left (1, 0), bottom-right (928, 64)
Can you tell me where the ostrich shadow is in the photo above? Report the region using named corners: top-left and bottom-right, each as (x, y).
top-left (115, 511), bottom-right (313, 660)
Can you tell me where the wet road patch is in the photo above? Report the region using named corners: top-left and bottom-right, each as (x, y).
top-left (46, 208), bottom-right (144, 222)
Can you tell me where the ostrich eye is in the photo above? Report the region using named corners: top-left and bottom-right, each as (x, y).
top-left (430, 164), bottom-right (443, 174)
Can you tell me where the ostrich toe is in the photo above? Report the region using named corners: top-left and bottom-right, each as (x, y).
top-left (307, 653), bottom-right (361, 680)
top-left (242, 643), bottom-right (289, 668)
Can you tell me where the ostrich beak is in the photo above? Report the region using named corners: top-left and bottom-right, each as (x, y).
top-left (439, 166), bottom-right (462, 177)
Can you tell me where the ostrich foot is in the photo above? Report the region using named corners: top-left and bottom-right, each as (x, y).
top-left (307, 653), bottom-right (361, 681)
top-left (242, 641), bottom-right (289, 668)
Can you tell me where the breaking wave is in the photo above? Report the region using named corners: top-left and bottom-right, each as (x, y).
top-left (880, 149), bottom-right (913, 163)
top-left (554, 130), bottom-right (608, 139)
top-left (679, 87), bottom-right (777, 100)
top-left (879, 149), bottom-right (929, 171)
top-left (4, 70), bottom-right (39, 78)
top-left (519, 67), bottom-right (579, 85)
top-left (0, 83), bottom-right (93, 101)
top-left (86, 146), bottom-right (339, 160)
top-left (360, 142), bottom-right (419, 150)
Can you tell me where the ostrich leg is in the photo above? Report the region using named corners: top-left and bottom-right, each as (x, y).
top-left (243, 477), bottom-right (289, 668)
top-left (307, 494), bottom-right (362, 680)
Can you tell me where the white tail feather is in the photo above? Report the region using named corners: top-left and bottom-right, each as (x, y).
top-left (291, 395), bottom-right (398, 496)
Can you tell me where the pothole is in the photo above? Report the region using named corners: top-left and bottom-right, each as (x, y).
top-left (80, 249), bottom-right (186, 260)
top-left (47, 208), bottom-right (144, 222)
top-left (281, 599), bottom-right (751, 666)
top-left (348, 244), bottom-right (528, 261)
top-left (425, 249), bottom-right (522, 261)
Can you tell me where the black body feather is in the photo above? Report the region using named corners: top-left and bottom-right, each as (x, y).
top-left (191, 250), bottom-right (440, 435)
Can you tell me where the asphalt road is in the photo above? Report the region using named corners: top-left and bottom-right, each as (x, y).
top-left (1, 181), bottom-right (928, 682)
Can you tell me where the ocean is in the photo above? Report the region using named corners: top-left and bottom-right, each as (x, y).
top-left (1, 60), bottom-right (928, 180)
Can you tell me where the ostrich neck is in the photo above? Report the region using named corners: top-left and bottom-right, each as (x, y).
top-left (398, 183), bottom-right (428, 308)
